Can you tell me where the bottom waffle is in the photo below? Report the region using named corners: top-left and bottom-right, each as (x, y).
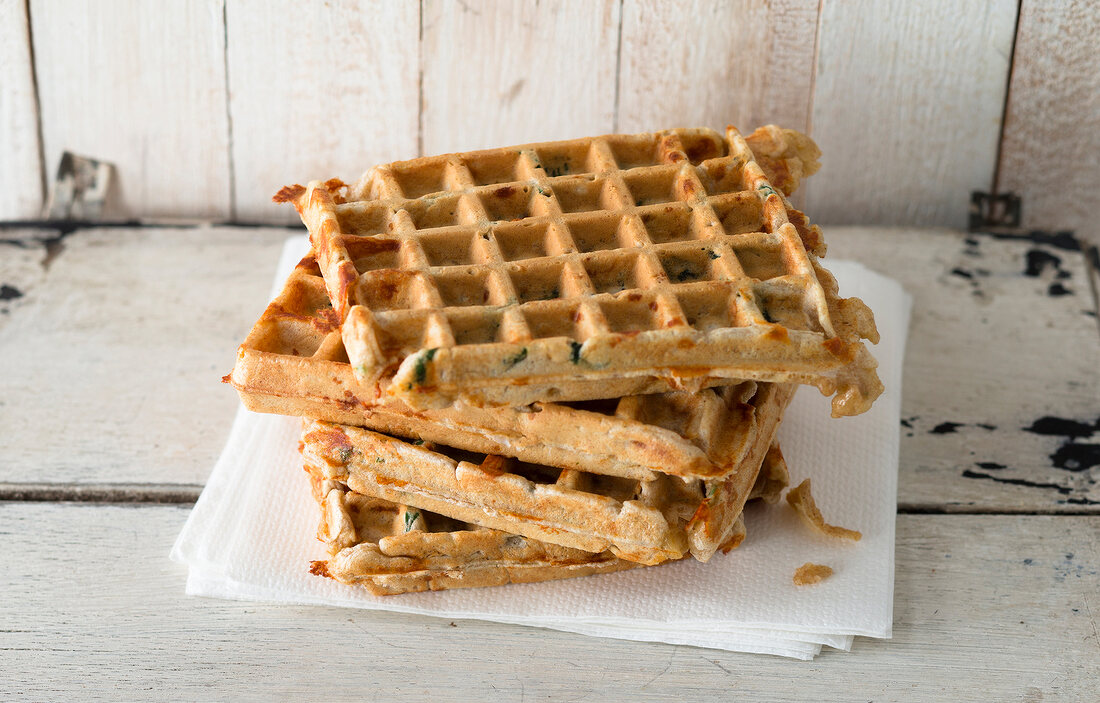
top-left (305, 451), bottom-right (788, 595)
top-left (300, 389), bottom-right (792, 565)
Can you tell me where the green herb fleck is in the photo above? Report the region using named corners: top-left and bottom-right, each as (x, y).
top-left (757, 184), bottom-right (777, 198)
top-left (404, 509), bottom-right (421, 532)
top-left (570, 341), bottom-right (583, 364)
top-left (707, 484), bottom-right (718, 499)
top-left (412, 439), bottom-right (425, 446)
top-left (354, 363), bottom-right (371, 377)
top-left (413, 348), bottom-right (438, 385)
top-left (376, 456), bottom-right (385, 463)
top-left (337, 447), bottom-right (353, 464)
top-left (706, 250), bottom-right (720, 260)
top-left (503, 347), bottom-right (528, 368)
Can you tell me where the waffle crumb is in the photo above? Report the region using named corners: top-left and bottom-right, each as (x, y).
top-left (793, 562), bottom-right (833, 585)
top-left (786, 479), bottom-right (862, 541)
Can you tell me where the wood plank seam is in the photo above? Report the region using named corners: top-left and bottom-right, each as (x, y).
top-left (23, 0), bottom-right (47, 211)
top-left (989, 0), bottom-right (1024, 197)
top-left (221, 0), bottom-right (238, 220)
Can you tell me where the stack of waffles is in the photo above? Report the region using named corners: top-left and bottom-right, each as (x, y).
top-left (226, 125), bottom-right (881, 595)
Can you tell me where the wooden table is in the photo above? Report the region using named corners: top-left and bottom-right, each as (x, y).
top-left (1, 224), bottom-right (1097, 701)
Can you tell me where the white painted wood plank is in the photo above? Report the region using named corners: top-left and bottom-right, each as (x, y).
top-left (827, 227), bottom-right (1100, 510)
top-left (0, 226), bottom-right (289, 485)
top-left (29, 0), bottom-right (231, 220)
top-left (805, 0), bottom-right (1017, 228)
top-left (998, 0), bottom-right (1100, 248)
top-left (226, 0), bottom-right (419, 223)
top-left (0, 0), bottom-right (44, 218)
top-left (617, 0), bottom-right (819, 134)
top-left (421, 0), bottom-right (620, 155)
top-left (1, 505), bottom-right (1097, 699)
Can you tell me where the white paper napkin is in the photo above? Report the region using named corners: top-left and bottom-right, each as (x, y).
top-left (172, 236), bottom-right (912, 660)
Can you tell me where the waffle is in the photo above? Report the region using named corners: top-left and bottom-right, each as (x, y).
top-left (302, 445), bottom-right (787, 594)
top-left (298, 386), bottom-right (790, 565)
top-left (275, 125), bottom-right (881, 417)
top-left (304, 467), bottom-right (643, 595)
top-left (228, 252), bottom-right (794, 481)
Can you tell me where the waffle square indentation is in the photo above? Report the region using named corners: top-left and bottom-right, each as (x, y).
top-left (463, 151), bottom-right (524, 186)
top-left (509, 263), bottom-right (566, 303)
top-left (336, 203), bottom-right (391, 236)
top-left (709, 193), bottom-right (765, 236)
top-left (479, 184), bottom-right (536, 222)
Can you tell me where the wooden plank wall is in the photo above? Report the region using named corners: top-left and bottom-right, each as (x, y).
top-left (3, 0), bottom-right (1097, 242)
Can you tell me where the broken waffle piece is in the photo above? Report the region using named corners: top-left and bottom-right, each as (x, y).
top-left (786, 479), bottom-right (862, 541)
top-left (793, 562), bottom-right (834, 586)
top-left (277, 125), bottom-right (881, 416)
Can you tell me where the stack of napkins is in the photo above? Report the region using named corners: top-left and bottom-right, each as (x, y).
top-left (172, 235), bottom-right (910, 660)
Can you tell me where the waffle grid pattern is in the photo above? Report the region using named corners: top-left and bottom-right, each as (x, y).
top-left (232, 254), bottom-right (792, 480)
top-left (285, 127), bottom-right (881, 415)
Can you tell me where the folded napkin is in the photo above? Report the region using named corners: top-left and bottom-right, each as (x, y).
top-left (172, 236), bottom-right (912, 660)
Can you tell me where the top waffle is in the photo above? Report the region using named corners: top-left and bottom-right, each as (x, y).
top-left (276, 125), bottom-right (881, 417)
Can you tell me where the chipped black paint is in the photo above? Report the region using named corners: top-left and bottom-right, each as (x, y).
top-left (1025, 416), bottom-right (1099, 438)
top-left (1047, 282), bottom-right (1072, 296)
top-left (931, 422), bottom-right (963, 434)
top-left (1025, 249), bottom-right (1062, 277)
top-left (1023, 416), bottom-right (1100, 474)
top-left (961, 469), bottom-right (1073, 495)
top-left (986, 229), bottom-right (1080, 252)
top-left (1051, 443), bottom-right (1100, 472)
top-left (950, 267), bottom-right (974, 279)
top-left (900, 418), bottom-right (914, 429)
top-left (975, 462), bottom-right (1006, 470)
top-left (0, 284), bottom-right (23, 301)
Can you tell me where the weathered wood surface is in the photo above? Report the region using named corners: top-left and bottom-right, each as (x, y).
top-left (0, 226), bottom-right (288, 486)
top-left (826, 227), bottom-right (1100, 510)
top-left (1, 505), bottom-right (1096, 700)
top-left (617, 0), bottom-right (818, 135)
top-left (0, 0), bottom-right (42, 220)
top-left (29, 0), bottom-right (231, 220)
top-left (226, 0), bottom-right (420, 223)
top-left (0, 225), bottom-right (1096, 506)
top-left (804, 0), bottom-right (1018, 229)
top-left (421, 0), bottom-right (620, 156)
top-left (998, 0), bottom-right (1100, 248)
top-left (1, 225), bottom-right (1097, 513)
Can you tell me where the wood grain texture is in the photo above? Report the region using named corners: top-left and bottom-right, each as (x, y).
top-left (420, 0), bottom-right (620, 155)
top-left (826, 227), bottom-right (1100, 510)
top-left (805, 0), bottom-right (1017, 228)
top-left (997, 0), bottom-right (1100, 247)
top-left (29, 0), bottom-right (230, 220)
top-left (617, 0), bottom-right (819, 134)
top-left (227, 0), bottom-right (419, 223)
top-left (1, 505), bottom-right (1097, 700)
top-left (0, 226), bottom-right (288, 485)
top-left (0, 0), bottom-right (43, 219)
